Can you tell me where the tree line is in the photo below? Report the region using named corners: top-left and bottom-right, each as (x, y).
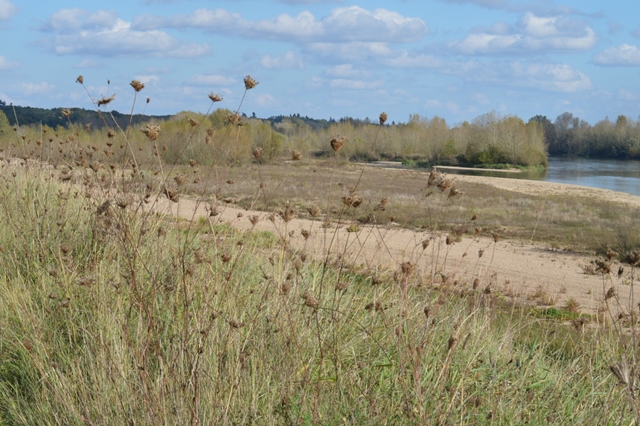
top-left (531, 113), bottom-right (640, 159)
top-left (2, 102), bottom-right (640, 166)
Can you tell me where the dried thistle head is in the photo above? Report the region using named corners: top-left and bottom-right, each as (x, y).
top-left (379, 112), bottom-right (388, 125)
top-left (401, 261), bottom-right (414, 276)
top-left (142, 124), bottom-right (160, 141)
top-left (279, 203), bottom-right (296, 222)
top-left (307, 205), bottom-right (321, 217)
top-left (291, 150), bottom-right (302, 161)
top-left (228, 113), bottom-right (242, 125)
top-left (252, 147), bottom-right (263, 161)
top-left (208, 92), bottom-right (223, 103)
top-left (76, 75), bottom-right (84, 84)
top-left (330, 136), bottom-right (346, 152)
top-left (302, 292), bottom-right (319, 309)
top-left (188, 118), bottom-right (199, 127)
top-left (107, 130), bottom-right (115, 138)
top-left (61, 108), bottom-right (71, 118)
top-left (130, 80), bottom-right (145, 92)
top-left (97, 94), bottom-right (116, 107)
top-left (244, 75), bottom-right (259, 90)
top-left (605, 287), bottom-right (616, 300)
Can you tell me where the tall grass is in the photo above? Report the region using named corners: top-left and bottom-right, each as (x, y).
top-left (0, 75), bottom-right (637, 425)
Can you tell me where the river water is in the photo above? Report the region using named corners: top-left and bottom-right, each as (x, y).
top-left (440, 157), bottom-right (640, 197)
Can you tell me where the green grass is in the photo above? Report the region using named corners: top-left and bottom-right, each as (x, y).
top-left (0, 168), bottom-right (637, 425)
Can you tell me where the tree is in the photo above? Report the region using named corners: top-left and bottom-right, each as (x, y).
top-left (0, 99), bottom-right (6, 106)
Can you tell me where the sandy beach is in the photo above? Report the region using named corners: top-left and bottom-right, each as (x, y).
top-left (157, 173), bottom-right (640, 316)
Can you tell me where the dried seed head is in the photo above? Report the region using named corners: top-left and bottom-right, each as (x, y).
top-left (330, 136), bottom-right (346, 152)
top-left (492, 233), bottom-right (499, 243)
top-left (302, 292), bottom-right (319, 309)
top-left (208, 92), bottom-right (223, 103)
top-left (629, 251), bottom-right (640, 266)
top-left (446, 235), bottom-right (454, 245)
top-left (243, 75), bottom-right (259, 90)
top-left (130, 80), bottom-right (145, 92)
top-left (291, 150), bottom-right (302, 161)
top-left (146, 97), bottom-right (150, 104)
top-left (228, 113), bottom-right (242, 125)
top-left (249, 215), bottom-right (260, 226)
top-left (606, 247), bottom-right (618, 260)
top-left (421, 239), bottom-right (429, 250)
top-left (471, 214), bottom-right (478, 221)
top-left (142, 124), bottom-right (161, 141)
top-left (76, 75), bottom-right (84, 84)
top-left (188, 118), bottom-right (198, 127)
top-left (252, 147), bottom-right (263, 161)
top-left (97, 94), bottom-right (116, 107)
top-left (379, 112), bottom-right (388, 125)
top-left (401, 261), bottom-right (414, 276)
top-left (189, 159), bottom-right (198, 167)
top-left (448, 186), bottom-right (461, 198)
top-left (61, 108), bottom-right (72, 118)
top-left (279, 203), bottom-right (296, 222)
top-left (427, 169), bottom-right (441, 187)
top-left (107, 130), bottom-right (115, 138)
top-left (610, 358), bottom-right (634, 387)
top-left (473, 278), bottom-right (480, 290)
top-left (301, 229), bottom-right (311, 239)
top-left (307, 205), bottom-right (320, 217)
top-left (605, 287), bottom-right (616, 300)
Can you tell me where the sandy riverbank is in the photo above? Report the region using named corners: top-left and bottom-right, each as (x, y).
top-left (156, 174), bottom-right (640, 316)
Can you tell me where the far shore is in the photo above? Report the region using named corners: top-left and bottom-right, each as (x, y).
top-left (433, 164), bottom-right (522, 173)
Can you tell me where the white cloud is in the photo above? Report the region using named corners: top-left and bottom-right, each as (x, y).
top-left (305, 41), bottom-right (392, 61)
top-left (261, 51), bottom-right (304, 69)
top-left (255, 93), bottom-right (276, 107)
top-left (14, 82), bottom-right (55, 96)
top-left (74, 59), bottom-right (104, 69)
top-left (329, 79), bottom-right (384, 90)
top-left (187, 74), bottom-right (237, 86)
top-left (40, 10), bottom-right (210, 58)
top-left (278, 0), bottom-right (339, 4)
top-left (134, 6), bottom-right (427, 44)
top-left (593, 44), bottom-right (640, 66)
top-left (385, 52), bottom-right (443, 68)
top-left (440, 0), bottom-right (509, 8)
top-left (425, 99), bottom-right (460, 113)
top-left (325, 64), bottom-right (368, 78)
top-left (41, 9), bottom-right (119, 33)
top-left (513, 62), bottom-right (592, 92)
top-left (473, 93), bottom-right (491, 105)
top-left (135, 75), bottom-right (160, 85)
top-left (0, 55), bottom-right (18, 71)
top-left (453, 12), bottom-right (596, 55)
top-left (0, 0), bottom-right (17, 21)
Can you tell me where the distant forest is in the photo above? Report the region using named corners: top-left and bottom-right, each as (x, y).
top-left (2, 102), bottom-right (640, 163)
top-left (0, 104), bottom-right (172, 132)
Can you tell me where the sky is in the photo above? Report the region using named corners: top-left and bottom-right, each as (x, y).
top-left (1, 0), bottom-right (639, 126)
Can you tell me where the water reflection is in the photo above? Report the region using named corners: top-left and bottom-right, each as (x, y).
top-left (437, 157), bottom-right (640, 197)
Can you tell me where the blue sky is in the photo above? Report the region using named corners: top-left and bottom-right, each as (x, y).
top-left (1, 0), bottom-right (639, 125)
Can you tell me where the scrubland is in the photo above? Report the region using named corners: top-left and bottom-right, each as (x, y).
top-left (0, 76), bottom-right (639, 425)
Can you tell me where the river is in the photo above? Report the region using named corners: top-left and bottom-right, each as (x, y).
top-left (438, 157), bottom-right (640, 197)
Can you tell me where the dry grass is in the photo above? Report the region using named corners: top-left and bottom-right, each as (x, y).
top-left (0, 74), bottom-right (639, 425)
